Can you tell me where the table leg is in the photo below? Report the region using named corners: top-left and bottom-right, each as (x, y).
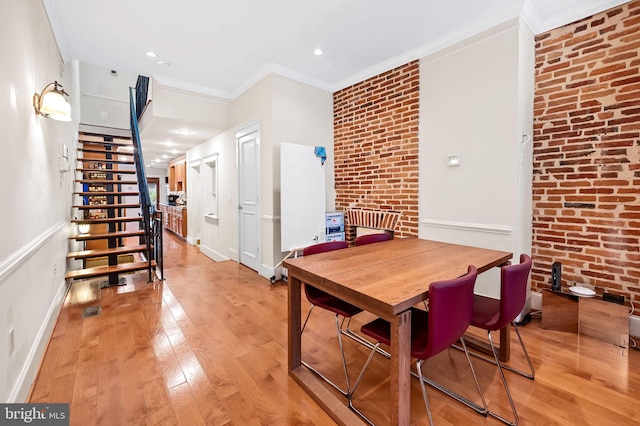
top-left (288, 275), bottom-right (302, 371)
top-left (390, 309), bottom-right (412, 426)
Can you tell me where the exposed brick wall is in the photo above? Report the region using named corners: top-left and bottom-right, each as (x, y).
top-left (532, 1), bottom-right (640, 304)
top-left (333, 61), bottom-right (420, 240)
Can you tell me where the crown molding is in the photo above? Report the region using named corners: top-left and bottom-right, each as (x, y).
top-left (523, 0), bottom-right (630, 35)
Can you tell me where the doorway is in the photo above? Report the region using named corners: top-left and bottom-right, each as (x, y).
top-left (147, 177), bottom-right (160, 210)
top-left (237, 124), bottom-right (260, 272)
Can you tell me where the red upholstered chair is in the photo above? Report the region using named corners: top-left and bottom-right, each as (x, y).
top-left (354, 232), bottom-right (393, 246)
top-left (348, 266), bottom-right (486, 425)
top-left (469, 254), bottom-right (534, 426)
top-left (300, 240), bottom-right (362, 396)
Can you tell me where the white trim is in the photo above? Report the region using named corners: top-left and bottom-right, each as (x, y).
top-left (153, 75), bottom-right (232, 99)
top-left (9, 278), bottom-right (68, 402)
top-left (523, 0), bottom-right (630, 35)
top-left (231, 62), bottom-right (333, 99)
top-left (420, 219), bottom-right (512, 235)
top-left (0, 222), bottom-right (67, 284)
top-left (82, 92), bottom-right (127, 104)
top-left (200, 244), bottom-right (230, 263)
top-left (42, 0), bottom-right (69, 62)
top-left (261, 215), bottom-right (281, 223)
top-left (235, 121), bottom-right (261, 139)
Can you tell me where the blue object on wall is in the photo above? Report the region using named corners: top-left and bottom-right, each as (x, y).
top-left (314, 146), bottom-right (326, 165)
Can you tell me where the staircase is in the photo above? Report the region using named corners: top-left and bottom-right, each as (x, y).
top-left (65, 133), bottom-right (156, 286)
top-left (65, 79), bottom-right (163, 287)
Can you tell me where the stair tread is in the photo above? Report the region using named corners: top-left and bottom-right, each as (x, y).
top-left (67, 244), bottom-right (150, 259)
top-left (75, 180), bottom-right (139, 185)
top-left (73, 203), bottom-right (141, 209)
top-left (77, 168), bottom-right (136, 174)
top-left (79, 138), bottom-right (132, 147)
top-left (69, 230), bottom-right (145, 240)
top-left (74, 191), bottom-right (139, 196)
top-left (65, 260), bottom-right (156, 280)
top-left (72, 216), bottom-right (142, 223)
top-left (78, 148), bottom-right (135, 156)
top-left (78, 158), bottom-right (135, 165)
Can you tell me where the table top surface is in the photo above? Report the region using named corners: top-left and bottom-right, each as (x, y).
top-left (284, 238), bottom-right (512, 317)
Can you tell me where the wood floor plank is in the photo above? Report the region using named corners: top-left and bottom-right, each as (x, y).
top-left (28, 232), bottom-right (640, 425)
top-left (167, 382), bottom-right (207, 426)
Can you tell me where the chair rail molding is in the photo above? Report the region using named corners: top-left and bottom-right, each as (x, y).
top-left (0, 221), bottom-right (67, 284)
top-left (420, 218), bottom-right (512, 235)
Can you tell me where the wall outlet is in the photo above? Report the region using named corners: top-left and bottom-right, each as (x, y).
top-left (8, 328), bottom-right (15, 355)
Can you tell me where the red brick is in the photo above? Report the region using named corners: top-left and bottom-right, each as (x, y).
top-left (532, 2), bottom-right (640, 299)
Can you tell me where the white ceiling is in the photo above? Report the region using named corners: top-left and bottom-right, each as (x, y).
top-left (43, 0), bottom-right (627, 164)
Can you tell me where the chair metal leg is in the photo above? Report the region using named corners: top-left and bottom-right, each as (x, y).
top-left (300, 304), bottom-right (315, 334)
top-left (301, 313), bottom-right (353, 397)
top-left (347, 342), bottom-right (380, 426)
top-left (416, 359), bottom-right (435, 426)
top-left (510, 322), bottom-right (535, 379)
top-left (486, 330), bottom-right (520, 426)
top-left (452, 322), bottom-right (535, 380)
top-left (342, 318), bottom-right (391, 359)
top-left (412, 337), bottom-right (488, 416)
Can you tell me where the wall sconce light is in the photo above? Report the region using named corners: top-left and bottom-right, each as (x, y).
top-left (33, 81), bottom-right (71, 122)
top-left (77, 223), bottom-right (91, 234)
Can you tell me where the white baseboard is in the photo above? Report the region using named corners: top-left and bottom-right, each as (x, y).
top-left (199, 244), bottom-right (230, 263)
top-left (9, 278), bottom-right (68, 402)
top-left (529, 291), bottom-right (640, 339)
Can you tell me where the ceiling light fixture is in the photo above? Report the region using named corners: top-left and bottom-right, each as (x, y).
top-left (33, 81), bottom-right (72, 122)
top-left (313, 48), bottom-right (323, 56)
top-left (146, 51), bottom-right (157, 58)
top-left (176, 129), bottom-right (194, 136)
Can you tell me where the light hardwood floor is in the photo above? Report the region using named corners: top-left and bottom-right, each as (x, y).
top-left (30, 233), bottom-right (640, 425)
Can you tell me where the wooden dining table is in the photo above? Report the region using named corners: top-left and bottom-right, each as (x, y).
top-left (284, 238), bottom-right (512, 425)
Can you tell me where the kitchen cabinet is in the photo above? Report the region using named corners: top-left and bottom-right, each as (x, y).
top-left (159, 203), bottom-right (187, 238)
top-left (168, 156), bottom-right (186, 192)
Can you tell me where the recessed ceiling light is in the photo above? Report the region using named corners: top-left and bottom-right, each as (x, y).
top-left (163, 141), bottom-right (174, 146)
top-left (176, 129), bottom-right (194, 136)
top-left (313, 48), bottom-right (323, 56)
top-left (162, 154), bottom-right (169, 159)
top-left (170, 149), bottom-right (178, 154)
top-left (146, 51), bottom-right (157, 58)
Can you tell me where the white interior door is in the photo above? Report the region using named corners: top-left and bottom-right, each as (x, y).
top-left (238, 127), bottom-right (260, 272)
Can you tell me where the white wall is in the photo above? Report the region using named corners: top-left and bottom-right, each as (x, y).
top-left (187, 74), bottom-right (334, 279)
top-left (187, 130), bottom-right (238, 262)
top-left (418, 19), bottom-right (534, 297)
top-left (0, 1), bottom-right (78, 402)
top-left (79, 62), bottom-right (137, 129)
top-left (271, 76), bottom-right (334, 269)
